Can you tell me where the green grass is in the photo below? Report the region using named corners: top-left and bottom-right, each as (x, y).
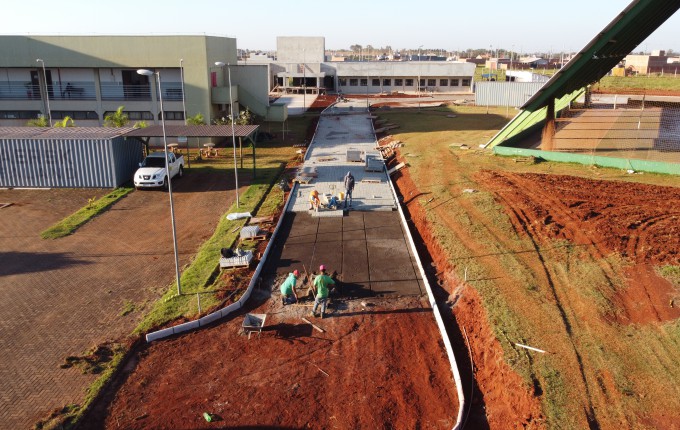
top-left (596, 75), bottom-right (680, 92)
top-left (41, 187), bottom-right (133, 239)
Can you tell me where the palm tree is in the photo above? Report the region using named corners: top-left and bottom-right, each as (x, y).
top-left (53, 116), bottom-right (75, 127)
top-left (104, 106), bottom-right (129, 127)
top-left (26, 115), bottom-right (49, 127)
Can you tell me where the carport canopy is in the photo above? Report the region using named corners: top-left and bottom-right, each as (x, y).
top-left (125, 124), bottom-right (260, 175)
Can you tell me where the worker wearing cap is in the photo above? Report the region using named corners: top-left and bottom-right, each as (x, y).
top-left (280, 270), bottom-right (299, 305)
top-left (309, 189), bottom-right (321, 212)
top-left (312, 265), bottom-right (335, 318)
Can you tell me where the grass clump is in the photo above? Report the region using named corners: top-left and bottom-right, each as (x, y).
top-left (41, 187), bottom-right (133, 239)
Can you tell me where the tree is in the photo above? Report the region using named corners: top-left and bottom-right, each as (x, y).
top-left (186, 113), bottom-right (206, 125)
top-left (104, 106), bottom-right (129, 127)
top-left (53, 116), bottom-right (75, 127)
top-left (26, 115), bottom-right (49, 127)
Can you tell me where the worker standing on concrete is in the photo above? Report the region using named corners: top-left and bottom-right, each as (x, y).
top-left (309, 189), bottom-right (321, 212)
top-left (311, 265), bottom-right (335, 318)
top-left (280, 270), bottom-right (299, 305)
top-left (343, 171), bottom-right (355, 208)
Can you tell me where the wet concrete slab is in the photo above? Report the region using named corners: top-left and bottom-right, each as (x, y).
top-left (270, 211), bottom-right (422, 297)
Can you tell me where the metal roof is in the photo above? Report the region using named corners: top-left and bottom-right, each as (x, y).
top-left (522, 0), bottom-right (680, 111)
top-left (0, 127), bottom-right (134, 140)
top-left (124, 125), bottom-right (259, 138)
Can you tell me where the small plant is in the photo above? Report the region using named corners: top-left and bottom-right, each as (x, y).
top-left (53, 116), bottom-right (75, 127)
top-left (119, 300), bottom-right (135, 317)
top-left (26, 115), bottom-right (49, 127)
top-left (133, 120), bottom-right (148, 129)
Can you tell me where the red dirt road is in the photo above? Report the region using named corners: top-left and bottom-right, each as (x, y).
top-left (102, 295), bottom-right (458, 429)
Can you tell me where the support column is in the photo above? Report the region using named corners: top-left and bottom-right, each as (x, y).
top-left (541, 97), bottom-right (556, 151)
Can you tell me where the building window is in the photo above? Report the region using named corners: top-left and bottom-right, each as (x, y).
top-left (427, 79), bottom-right (436, 86)
top-left (405, 79), bottom-right (414, 86)
top-left (440, 79), bottom-right (448, 86)
top-left (53, 111), bottom-right (99, 120)
top-left (339, 78), bottom-right (347, 86)
top-left (360, 78), bottom-right (368, 86)
top-left (462, 79), bottom-right (471, 86)
top-left (395, 78), bottom-right (403, 86)
top-left (451, 79), bottom-right (460, 86)
top-left (372, 78), bottom-right (380, 86)
top-left (105, 111), bottom-right (153, 121)
top-left (349, 78), bottom-right (358, 86)
top-left (0, 110), bottom-right (41, 119)
top-left (382, 78), bottom-right (391, 86)
top-left (161, 111), bottom-right (185, 121)
top-left (419, 79), bottom-right (425, 87)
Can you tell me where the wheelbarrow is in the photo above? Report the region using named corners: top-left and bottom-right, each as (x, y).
top-left (242, 313), bottom-right (267, 339)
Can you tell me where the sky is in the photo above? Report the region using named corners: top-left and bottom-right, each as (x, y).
top-left (2, 0), bottom-right (679, 54)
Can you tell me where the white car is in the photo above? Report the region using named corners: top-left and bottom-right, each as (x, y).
top-left (134, 151), bottom-right (184, 189)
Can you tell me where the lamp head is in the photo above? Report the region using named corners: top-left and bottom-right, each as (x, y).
top-left (215, 61), bottom-right (226, 67)
top-left (36, 58), bottom-right (43, 63)
top-left (137, 69), bottom-right (153, 76)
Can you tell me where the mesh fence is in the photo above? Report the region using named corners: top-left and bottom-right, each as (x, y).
top-left (553, 89), bottom-right (680, 164)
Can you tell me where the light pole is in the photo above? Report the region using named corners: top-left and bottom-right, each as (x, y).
top-left (35, 59), bottom-right (52, 126)
top-left (215, 62), bottom-right (240, 208)
top-left (302, 49), bottom-right (306, 115)
top-left (418, 45), bottom-right (423, 112)
top-left (179, 58), bottom-right (190, 167)
top-left (137, 68), bottom-right (182, 296)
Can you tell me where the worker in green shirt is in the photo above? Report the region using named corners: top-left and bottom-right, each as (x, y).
top-left (280, 270), bottom-right (299, 305)
top-left (311, 265), bottom-right (335, 318)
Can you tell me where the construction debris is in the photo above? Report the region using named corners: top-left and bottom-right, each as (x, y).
top-left (387, 162), bottom-right (406, 175)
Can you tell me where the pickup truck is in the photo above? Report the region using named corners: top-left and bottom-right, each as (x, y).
top-left (133, 151), bottom-right (184, 189)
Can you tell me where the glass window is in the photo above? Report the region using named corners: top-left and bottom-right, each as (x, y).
top-left (372, 78), bottom-right (380, 86)
top-left (451, 79), bottom-right (460, 86)
top-left (394, 78), bottom-right (403, 86)
top-left (462, 79), bottom-right (471, 86)
top-left (382, 78), bottom-right (391, 86)
top-left (405, 79), bottom-right (414, 86)
top-left (349, 78), bottom-right (358, 86)
top-left (360, 78), bottom-right (368, 86)
top-left (161, 111), bottom-right (185, 120)
top-left (440, 79), bottom-right (448, 86)
top-left (427, 79), bottom-right (436, 86)
top-left (419, 79), bottom-right (425, 87)
top-left (53, 111), bottom-right (99, 120)
top-left (339, 78), bottom-right (347, 86)
top-left (0, 110), bottom-right (40, 119)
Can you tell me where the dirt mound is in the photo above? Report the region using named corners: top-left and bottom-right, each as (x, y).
top-left (477, 171), bottom-right (680, 324)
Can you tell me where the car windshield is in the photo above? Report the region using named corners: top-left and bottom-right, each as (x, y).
top-left (142, 157), bottom-right (166, 168)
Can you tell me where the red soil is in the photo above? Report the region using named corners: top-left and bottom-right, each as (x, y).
top-left (101, 295), bottom-right (459, 429)
top-left (477, 171), bottom-right (680, 325)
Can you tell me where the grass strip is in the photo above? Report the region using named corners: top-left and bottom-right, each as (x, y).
top-left (40, 187), bottom-right (133, 239)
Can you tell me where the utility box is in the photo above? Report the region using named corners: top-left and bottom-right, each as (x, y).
top-left (364, 151), bottom-right (384, 172)
top-left (346, 148), bottom-right (362, 162)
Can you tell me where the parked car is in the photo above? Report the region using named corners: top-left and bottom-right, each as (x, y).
top-left (133, 151), bottom-right (184, 190)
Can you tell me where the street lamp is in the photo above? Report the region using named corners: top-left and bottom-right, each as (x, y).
top-left (418, 45), bottom-right (423, 112)
top-left (215, 61), bottom-right (240, 208)
top-left (137, 68), bottom-right (182, 296)
top-left (35, 59), bottom-right (52, 126)
top-left (302, 48), bottom-right (306, 115)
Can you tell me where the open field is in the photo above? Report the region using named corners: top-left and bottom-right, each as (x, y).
top-left (379, 105), bottom-right (680, 429)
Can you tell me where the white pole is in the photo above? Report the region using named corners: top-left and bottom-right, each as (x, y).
top-left (227, 64), bottom-right (240, 208)
top-left (139, 69), bottom-right (182, 296)
top-left (36, 59), bottom-right (52, 126)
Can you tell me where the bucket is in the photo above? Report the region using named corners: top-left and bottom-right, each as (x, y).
top-left (338, 192), bottom-right (345, 201)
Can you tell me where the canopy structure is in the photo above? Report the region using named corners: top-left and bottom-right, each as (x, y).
top-left (487, 0), bottom-right (680, 149)
top-left (125, 124), bottom-right (260, 176)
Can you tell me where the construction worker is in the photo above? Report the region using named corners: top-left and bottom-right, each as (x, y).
top-left (311, 265), bottom-right (335, 318)
top-left (343, 171), bottom-right (355, 208)
top-left (280, 270), bottom-right (299, 305)
top-left (309, 189), bottom-right (321, 211)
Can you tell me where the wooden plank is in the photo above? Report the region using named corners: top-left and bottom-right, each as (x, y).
top-left (387, 162), bottom-right (406, 175)
top-left (301, 317), bottom-right (325, 333)
top-left (249, 215), bottom-right (275, 225)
